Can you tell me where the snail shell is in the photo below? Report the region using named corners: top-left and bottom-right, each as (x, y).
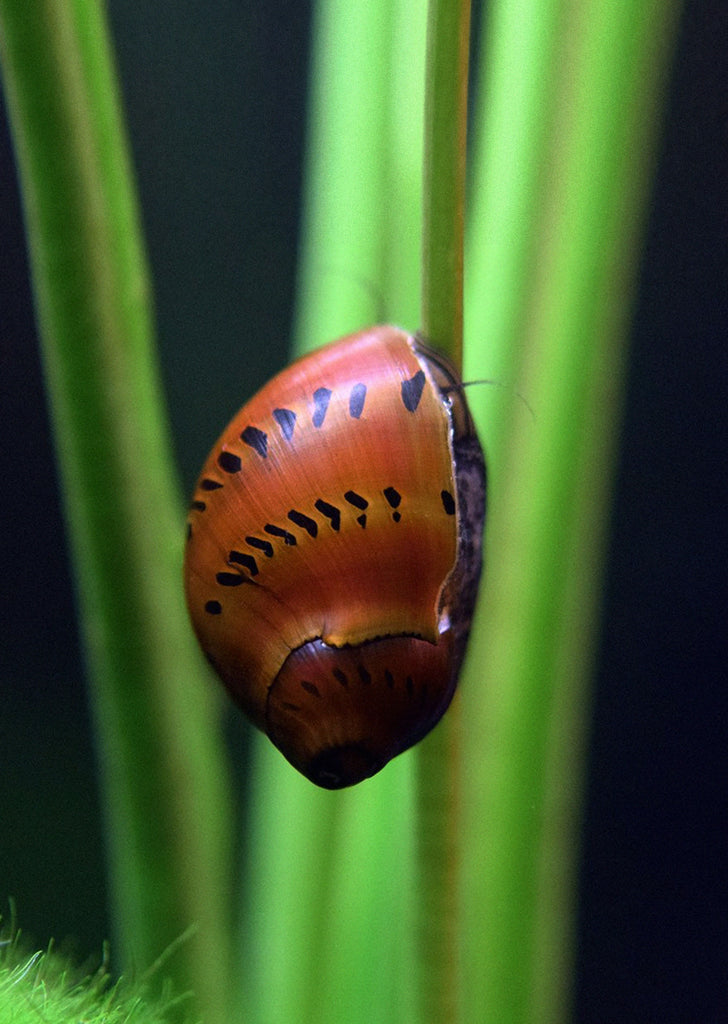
top-left (184, 325), bottom-right (486, 788)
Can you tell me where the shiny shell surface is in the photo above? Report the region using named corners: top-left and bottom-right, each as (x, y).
top-left (184, 325), bottom-right (486, 788)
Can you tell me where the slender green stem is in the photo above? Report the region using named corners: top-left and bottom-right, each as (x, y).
top-left (0, 3), bottom-right (234, 1019)
top-left (415, 698), bottom-right (464, 1022)
top-left (421, 0), bottom-right (471, 366)
top-left (415, 1), bottom-right (472, 1021)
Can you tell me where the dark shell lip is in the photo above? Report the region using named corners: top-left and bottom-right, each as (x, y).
top-left (306, 743), bottom-right (383, 789)
top-left (265, 633), bottom-right (459, 789)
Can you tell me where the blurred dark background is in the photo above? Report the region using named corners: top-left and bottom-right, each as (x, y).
top-left (1, 1), bottom-right (725, 1020)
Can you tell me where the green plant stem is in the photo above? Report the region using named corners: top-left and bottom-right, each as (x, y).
top-left (415, 698), bottom-right (463, 1022)
top-left (420, 0), bottom-right (471, 365)
top-left (0, 3), bottom-right (234, 1019)
top-left (461, 1), bottom-right (682, 1021)
top-left (240, 3), bottom-right (429, 1022)
top-left (241, 3), bottom-right (423, 1022)
top-left (415, 1), bottom-right (472, 1021)
top-left (293, 0), bottom-right (397, 351)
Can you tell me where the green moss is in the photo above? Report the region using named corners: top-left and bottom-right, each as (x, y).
top-left (0, 935), bottom-right (195, 1024)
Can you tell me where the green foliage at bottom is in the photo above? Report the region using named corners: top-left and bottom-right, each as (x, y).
top-left (0, 934), bottom-right (194, 1024)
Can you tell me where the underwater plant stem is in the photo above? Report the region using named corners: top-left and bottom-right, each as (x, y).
top-left (242, 3), bottom-right (424, 1023)
top-left (421, 0), bottom-right (471, 368)
top-left (461, 1), bottom-right (683, 1021)
top-left (0, 2), bottom-right (234, 1019)
top-left (416, 0), bottom-right (472, 1021)
top-left (415, 697), bottom-right (464, 1023)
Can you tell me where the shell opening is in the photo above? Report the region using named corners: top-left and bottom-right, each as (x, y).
top-left (265, 634), bottom-right (457, 788)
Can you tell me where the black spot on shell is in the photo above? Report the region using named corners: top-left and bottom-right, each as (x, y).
top-left (288, 509), bottom-right (318, 538)
top-left (315, 499), bottom-right (341, 531)
top-left (401, 370), bottom-right (426, 412)
top-left (344, 490), bottom-right (368, 509)
top-left (273, 407), bottom-right (296, 441)
top-left (264, 523), bottom-right (297, 546)
top-left (246, 536), bottom-right (274, 557)
top-left (312, 387), bottom-right (332, 428)
top-left (441, 489), bottom-right (456, 515)
top-left (218, 451), bottom-right (241, 473)
top-left (345, 491), bottom-right (368, 527)
top-left (349, 383), bottom-right (367, 418)
top-left (384, 487), bottom-right (402, 521)
top-left (229, 550), bottom-right (259, 576)
top-left (241, 425), bottom-right (268, 458)
top-left (205, 600), bottom-right (222, 614)
top-left (216, 572), bottom-right (246, 587)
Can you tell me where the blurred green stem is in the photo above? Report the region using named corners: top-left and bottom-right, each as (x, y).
top-left (241, 3), bottom-right (427, 1023)
top-left (0, 2), bottom-right (234, 1019)
top-left (461, 1), bottom-right (682, 1021)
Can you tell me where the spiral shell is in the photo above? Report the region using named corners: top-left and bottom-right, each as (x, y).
top-left (184, 325), bottom-right (486, 788)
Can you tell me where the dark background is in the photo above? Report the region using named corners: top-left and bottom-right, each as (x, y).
top-left (1, 2), bottom-right (725, 1020)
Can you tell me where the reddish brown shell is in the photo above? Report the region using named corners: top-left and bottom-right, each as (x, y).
top-left (184, 325), bottom-right (485, 788)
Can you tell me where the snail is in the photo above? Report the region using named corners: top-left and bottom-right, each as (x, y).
top-left (184, 325), bottom-right (486, 788)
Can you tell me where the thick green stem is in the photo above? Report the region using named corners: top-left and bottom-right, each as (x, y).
top-left (0, 3), bottom-right (233, 1019)
top-left (461, 2), bottom-right (682, 1021)
top-left (240, 3), bottom-right (425, 1022)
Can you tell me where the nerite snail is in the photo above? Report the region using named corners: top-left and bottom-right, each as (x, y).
top-left (184, 325), bottom-right (486, 788)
